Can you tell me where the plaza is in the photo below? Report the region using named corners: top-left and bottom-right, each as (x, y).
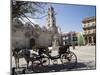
top-left (70, 45), bottom-right (96, 70)
top-left (12, 45), bottom-right (96, 73)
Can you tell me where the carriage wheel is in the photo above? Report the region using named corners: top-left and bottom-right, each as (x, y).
top-left (32, 60), bottom-right (42, 72)
top-left (61, 51), bottom-right (77, 69)
top-left (51, 59), bottom-right (58, 65)
top-left (32, 60), bottom-right (41, 66)
top-left (41, 57), bottom-right (50, 66)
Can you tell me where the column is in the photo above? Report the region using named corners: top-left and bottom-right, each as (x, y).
top-left (87, 36), bottom-right (89, 45)
top-left (91, 36), bottom-right (94, 45)
top-left (84, 36), bottom-right (87, 45)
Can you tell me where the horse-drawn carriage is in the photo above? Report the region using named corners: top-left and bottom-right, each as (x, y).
top-left (12, 45), bottom-right (77, 74)
top-left (12, 45), bottom-right (77, 67)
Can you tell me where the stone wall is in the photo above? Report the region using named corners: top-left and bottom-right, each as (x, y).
top-left (12, 18), bottom-right (61, 49)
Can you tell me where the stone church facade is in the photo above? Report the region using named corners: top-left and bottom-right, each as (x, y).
top-left (12, 6), bottom-right (61, 49)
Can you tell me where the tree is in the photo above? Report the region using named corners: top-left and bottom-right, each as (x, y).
top-left (78, 34), bottom-right (85, 46)
top-left (34, 24), bottom-right (41, 31)
top-left (12, 0), bottom-right (46, 18)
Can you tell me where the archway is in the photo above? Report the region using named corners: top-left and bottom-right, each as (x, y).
top-left (30, 38), bottom-right (35, 49)
top-left (89, 37), bottom-right (92, 43)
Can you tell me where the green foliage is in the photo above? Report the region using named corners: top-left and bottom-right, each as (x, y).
top-left (34, 24), bottom-right (41, 30)
top-left (12, 1), bottom-right (46, 18)
top-left (78, 34), bottom-right (85, 45)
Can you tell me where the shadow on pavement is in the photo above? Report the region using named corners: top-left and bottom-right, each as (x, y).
top-left (74, 62), bottom-right (87, 69)
top-left (27, 62), bottom-right (88, 73)
top-left (12, 62), bottom-right (88, 74)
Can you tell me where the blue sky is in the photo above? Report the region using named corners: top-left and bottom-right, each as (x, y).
top-left (34, 3), bottom-right (96, 32)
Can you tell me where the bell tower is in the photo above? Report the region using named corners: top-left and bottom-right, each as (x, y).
top-left (47, 6), bottom-right (58, 34)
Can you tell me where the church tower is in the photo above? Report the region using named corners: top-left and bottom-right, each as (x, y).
top-left (47, 6), bottom-right (58, 34)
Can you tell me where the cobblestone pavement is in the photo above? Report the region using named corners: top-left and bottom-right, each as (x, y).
top-left (12, 46), bottom-right (96, 74)
top-left (70, 46), bottom-right (96, 70)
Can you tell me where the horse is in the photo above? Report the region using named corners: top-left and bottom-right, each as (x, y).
top-left (12, 48), bottom-right (41, 69)
top-left (12, 48), bottom-right (22, 68)
top-left (12, 48), bottom-right (32, 68)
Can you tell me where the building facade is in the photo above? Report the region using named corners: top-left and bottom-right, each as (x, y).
top-left (12, 6), bottom-right (61, 49)
top-left (61, 32), bottom-right (79, 46)
top-left (82, 16), bottom-right (96, 45)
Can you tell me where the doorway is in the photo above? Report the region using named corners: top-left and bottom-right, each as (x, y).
top-left (30, 38), bottom-right (35, 49)
top-left (89, 37), bottom-right (92, 43)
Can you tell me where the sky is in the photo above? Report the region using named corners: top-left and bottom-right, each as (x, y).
top-left (32, 3), bottom-right (96, 33)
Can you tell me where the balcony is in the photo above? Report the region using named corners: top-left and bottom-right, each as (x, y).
top-left (84, 30), bottom-right (96, 36)
top-left (83, 23), bottom-right (96, 29)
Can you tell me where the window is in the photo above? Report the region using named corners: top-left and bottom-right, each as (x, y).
top-left (88, 30), bottom-right (90, 34)
top-left (63, 37), bottom-right (66, 40)
top-left (89, 23), bottom-right (92, 27)
top-left (84, 24), bottom-right (86, 27)
top-left (92, 23), bottom-right (95, 26)
top-left (93, 29), bottom-right (96, 33)
top-left (73, 37), bottom-right (77, 41)
top-left (87, 23), bottom-right (90, 27)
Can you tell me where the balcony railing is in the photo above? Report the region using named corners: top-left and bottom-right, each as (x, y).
top-left (84, 30), bottom-right (96, 35)
top-left (83, 23), bottom-right (96, 29)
